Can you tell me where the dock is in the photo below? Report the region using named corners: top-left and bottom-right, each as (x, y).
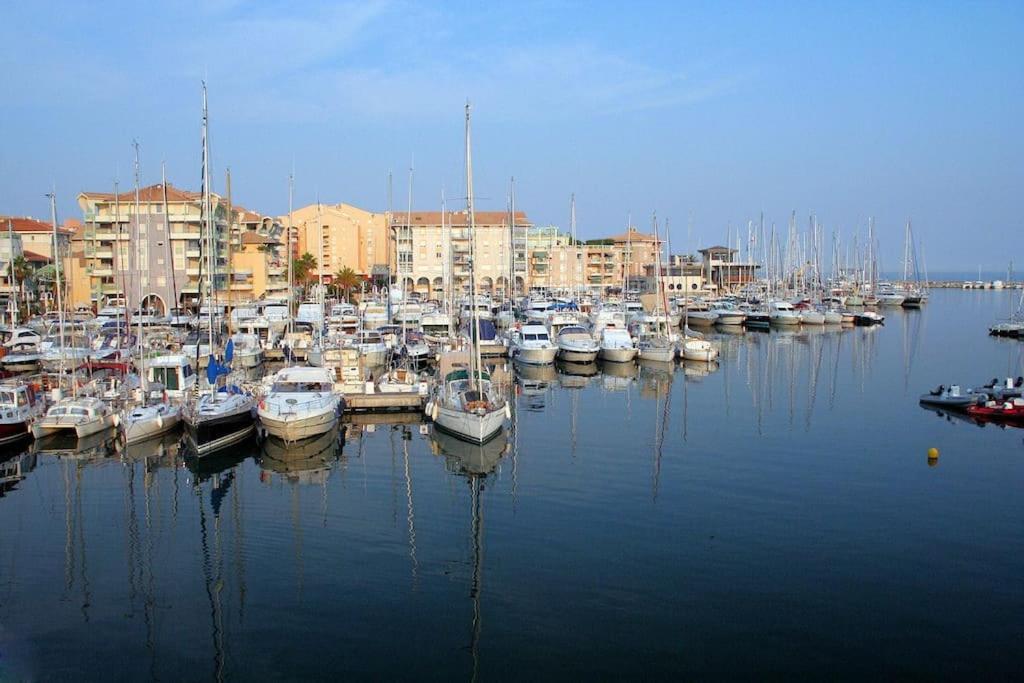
top-left (344, 391), bottom-right (426, 412)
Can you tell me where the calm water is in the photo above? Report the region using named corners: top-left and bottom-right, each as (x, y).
top-left (2, 290), bottom-right (1022, 681)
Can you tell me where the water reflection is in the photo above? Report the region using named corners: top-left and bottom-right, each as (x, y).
top-left (0, 450), bottom-right (36, 497)
top-left (429, 427), bottom-right (509, 682)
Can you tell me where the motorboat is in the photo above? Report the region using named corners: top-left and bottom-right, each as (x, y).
top-left (589, 303), bottom-right (627, 335)
top-left (555, 325), bottom-right (599, 363)
top-left (463, 319), bottom-right (507, 357)
top-left (795, 303), bottom-right (825, 325)
top-left (230, 332), bottom-right (264, 368)
top-left (854, 311), bottom-right (885, 326)
top-left (0, 381), bottom-right (45, 447)
top-left (598, 326), bottom-right (637, 363)
top-left (397, 331), bottom-right (432, 368)
top-left (296, 301), bottom-right (325, 328)
top-left (966, 398), bottom-right (1024, 425)
top-left (823, 309), bottom-right (843, 325)
top-left (508, 324), bottom-right (558, 365)
top-left (918, 384), bottom-right (985, 409)
top-left (769, 301), bottom-right (802, 326)
top-left (680, 337), bottom-right (719, 362)
top-left (32, 395), bottom-right (117, 439)
top-left (181, 331), bottom-right (214, 368)
top-left (427, 367), bottom-right (508, 444)
top-left (257, 366), bottom-right (340, 443)
top-left (352, 330), bottom-right (388, 366)
top-left (711, 302), bottom-right (746, 326)
top-left (145, 354), bottom-right (196, 400)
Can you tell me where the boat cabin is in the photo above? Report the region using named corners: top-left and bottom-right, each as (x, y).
top-left (146, 355), bottom-right (197, 399)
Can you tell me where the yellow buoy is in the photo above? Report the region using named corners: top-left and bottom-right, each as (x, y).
top-left (928, 447), bottom-right (939, 459)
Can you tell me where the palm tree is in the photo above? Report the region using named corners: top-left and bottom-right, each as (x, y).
top-left (11, 256), bottom-right (31, 315)
top-left (293, 252), bottom-right (318, 293)
top-left (333, 266), bottom-right (360, 302)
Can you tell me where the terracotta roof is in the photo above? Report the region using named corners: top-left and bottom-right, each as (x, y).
top-left (0, 216), bottom-right (76, 235)
top-left (606, 227), bottom-right (659, 243)
top-left (79, 183), bottom-right (203, 203)
top-left (389, 210), bottom-right (530, 228)
top-left (22, 250), bottom-right (50, 263)
top-left (235, 207), bottom-right (263, 223)
top-left (241, 232), bottom-right (277, 245)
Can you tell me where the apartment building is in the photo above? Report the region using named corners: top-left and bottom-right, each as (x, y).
top-left (77, 183), bottom-right (231, 312)
top-left (290, 203), bottom-right (389, 282)
top-left (389, 210), bottom-right (531, 297)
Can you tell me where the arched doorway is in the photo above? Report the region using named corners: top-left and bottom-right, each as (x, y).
top-left (416, 277), bottom-right (430, 296)
top-left (496, 276), bottom-right (508, 297)
top-left (514, 276), bottom-right (525, 295)
top-left (432, 277), bottom-right (444, 295)
top-left (141, 293), bottom-right (167, 315)
top-left (479, 276), bottom-right (493, 294)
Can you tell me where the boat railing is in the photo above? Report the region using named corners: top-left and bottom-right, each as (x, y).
top-left (259, 392), bottom-right (336, 416)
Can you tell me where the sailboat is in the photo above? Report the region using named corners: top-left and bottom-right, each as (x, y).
top-left (427, 103), bottom-right (509, 445)
top-left (181, 83), bottom-right (256, 457)
top-left (635, 213), bottom-right (676, 362)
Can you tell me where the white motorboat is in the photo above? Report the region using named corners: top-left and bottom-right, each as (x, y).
top-left (230, 332), bottom-right (264, 368)
top-left (823, 309), bottom-right (843, 324)
top-left (589, 303), bottom-right (627, 334)
top-left (556, 325), bottom-right (599, 363)
top-left (0, 381), bottom-right (46, 446)
top-left (598, 326), bottom-right (637, 363)
top-left (508, 324), bottom-right (558, 365)
top-left (686, 310), bottom-right (719, 327)
top-left (637, 336), bottom-right (676, 362)
top-left (352, 330), bottom-right (388, 366)
top-left (120, 401), bottom-right (182, 445)
top-left (257, 366), bottom-right (340, 443)
top-left (32, 395), bottom-right (117, 439)
top-left (711, 302), bottom-right (746, 326)
top-left (769, 301), bottom-right (802, 326)
top-left (680, 338), bottom-right (719, 362)
top-left (797, 307), bottom-right (826, 325)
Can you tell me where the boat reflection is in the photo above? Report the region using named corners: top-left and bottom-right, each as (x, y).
top-left (259, 427), bottom-right (340, 485)
top-left (115, 430), bottom-right (183, 471)
top-left (32, 430), bottom-right (117, 461)
top-left (0, 450), bottom-right (37, 497)
top-left (682, 359), bottom-right (720, 378)
top-left (428, 426), bottom-right (509, 682)
top-left (557, 360), bottom-right (598, 390)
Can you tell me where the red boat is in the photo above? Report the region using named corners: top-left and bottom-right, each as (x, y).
top-left (966, 400), bottom-right (1024, 426)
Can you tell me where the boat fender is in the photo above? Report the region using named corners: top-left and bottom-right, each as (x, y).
top-left (504, 403), bottom-right (511, 419)
top-left (431, 403), bottom-right (439, 422)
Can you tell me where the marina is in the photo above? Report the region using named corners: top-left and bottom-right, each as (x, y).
top-left (0, 289), bottom-right (1022, 680)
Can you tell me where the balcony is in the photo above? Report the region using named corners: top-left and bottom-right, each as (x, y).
top-left (230, 283), bottom-right (254, 291)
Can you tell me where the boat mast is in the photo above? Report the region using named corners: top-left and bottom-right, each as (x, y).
top-left (226, 168), bottom-right (233, 311)
top-left (133, 140), bottom-right (144, 381)
top-left (287, 171), bottom-right (294, 337)
top-left (442, 188), bottom-right (453, 341)
top-left (201, 83), bottom-right (215, 358)
top-left (316, 194), bottom-right (324, 347)
top-left (465, 102), bottom-right (483, 391)
top-left (162, 164), bottom-right (179, 316)
top-left (403, 163), bottom-right (414, 346)
top-left (509, 177), bottom-right (515, 303)
top-left (570, 193), bottom-right (579, 302)
top-left (47, 189), bottom-right (66, 374)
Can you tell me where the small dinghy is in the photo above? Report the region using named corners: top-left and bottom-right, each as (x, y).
top-left (919, 384), bottom-right (984, 409)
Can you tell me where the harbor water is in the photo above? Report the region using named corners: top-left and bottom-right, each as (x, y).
top-left (1, 289), bottom-right (1022, 680)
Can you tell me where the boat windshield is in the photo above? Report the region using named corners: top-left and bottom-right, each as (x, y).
top-left (271, 381), bottom-right (331, 393)
top-left (150, 367), bottom-right (180, 390)
top-left (0, 390), bottom-right (15, 405)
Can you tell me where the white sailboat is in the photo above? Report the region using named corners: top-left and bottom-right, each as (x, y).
top-left (428, 103), bottom-right (508, 445)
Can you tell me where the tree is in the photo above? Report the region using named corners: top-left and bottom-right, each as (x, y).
top-left (11, 256), bottom-right (31, 313)
top-left (333, 266), bottom-right (360, 302)
top-left (293, 252), bottom-right (318, 290)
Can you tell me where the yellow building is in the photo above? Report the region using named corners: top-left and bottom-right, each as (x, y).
top-left (290, 203), bottom-right (389, 281)
top-left (229, 231), bottom-right (288, 300)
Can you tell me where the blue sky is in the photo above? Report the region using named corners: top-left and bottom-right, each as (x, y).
top-left (1, 0), bottom-right (1021, 271)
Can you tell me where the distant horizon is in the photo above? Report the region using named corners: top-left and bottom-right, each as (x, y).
top-left (2, 1), bottom-right (1021, 272)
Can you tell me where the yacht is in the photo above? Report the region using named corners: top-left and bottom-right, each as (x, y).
top-left (352, 330), bottom-right (388, 366)
top-left (359, 300), bottom-right (389, 329)
top-left (0, 381), bottom-right (46, 447)
top-left (711, 301), bottom-right (746, 326)
top-left (769, 301), bottom-right (802, 326)
top-left (598, 326), bottom-right (637, 363)
top-left (257, 366), bottom-right (340, 443)
top-left (32, 396), bottom-right (117, 439)
top-left (589, 303), bottom-right (627, 335)
top-left (145, 355), bottom-right (196, 400)
top-left (555, 325), bottom-right (600, 363)
top-left (230, 332), bottom-right (264, 368)
top-left (680, 337), bottom-right (719, 362)
top-left (508, 324), bottom-right (558, 365)
top-left (398, 330), bottom-right (433, 368)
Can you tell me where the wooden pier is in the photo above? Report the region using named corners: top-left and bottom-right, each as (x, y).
top-left (343, 391), bottom-right (426, 413)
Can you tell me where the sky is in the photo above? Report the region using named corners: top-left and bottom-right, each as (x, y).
top-left (1, 0), bottom-right (1021, 273)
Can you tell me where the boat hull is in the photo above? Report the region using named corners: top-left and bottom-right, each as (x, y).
top-left (0, 420), bottom-right (33, 447)
top-left (258, 405), bottom-right (339, 443)
top-left (122, 407), bottom-right (182, 445)
top-left (557, 347), bottom-right (599, 363)
top-left (433, 404), bottom-right (506, 445)
top-left (184, 407), bottom-right (254, 457)
top-left (599, 346), bottom-right (637, 363)
top-left (512, 346), bottom-right (558, 365)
